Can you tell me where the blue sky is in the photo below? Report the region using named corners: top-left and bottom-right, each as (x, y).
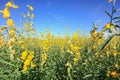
top-left (0, 0), bottom-right (120, 35)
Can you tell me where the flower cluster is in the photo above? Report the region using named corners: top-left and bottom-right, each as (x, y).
top-left (21, 50), bottom-right (36, 73)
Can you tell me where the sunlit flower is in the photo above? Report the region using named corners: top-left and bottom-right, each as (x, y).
top-left (66, 49), bottom-right (70, 53)
top-left (41, 53), bottom-right (47, 65)
top-left (21, 65), bottom-right (28, 73)
top-left (21, 51), bottom-right (28, 60)
top-left (5, 2), bottom-right (13, 7)
top-left (10, 38), bottom-right (16, 43)
top-left (24, 59), bottom-right (31, 66)
top-left (31, 14), bottom-right (34, 19)
top-left (31, 62), bottom-right (36, 67)
top-left (21, 44), bottom-right (25, 49)
top-left (13, 5), bottom-right (19, 8)
top-left (106, 70), bottom-right (111, 77)
top-left (73, 32), bottom-right (78, 41)
top-left (84, 59), bottom-right (88, 64)
top-left (114, 64), bottom-right (118, 68)
top-left (27, 52), bottom-right (34, 61)
top-left (1, 26), bottom-right (7, 30)
top-left (10, 49), bottom-right (15, 60)
top-left (76, 52), bottom-right (80, 58)
top-left (27, 5), bottom-right (34, 11)
top-left (41, 53), bottom-right (47, 61)
top-left (101, 30), bottom-right (105, 35)
top-left (7, 19), bottom-right (14, 27)
top-left (108, 0), bottom-right (113, 2)
top-left (9, 30), bottom-right (16, 37)
top-left (73, 57), bottom-right (78, 64)
top-left (112, 50), bottom-right (118, 56)
top-left (2, 7), bottom-right (10, 18)
top-left (97, 39), bottom-right (104, 45)
top-left (90, 30), bottom-right (96, 38)
top-left (65, 62), bottom-right (72, 67)
top-left (0, 29), bottom-right (2, 34)
top-left (111, 71), bottom-right (119, 78)
top-left (105, 23), bottom-right (111, 29)
top-left (0, 36), bottom-right (4, 44)
top-left (43, 46), bottom-right (49, 52)
top-left (71, 44), bottom-right (79, 52)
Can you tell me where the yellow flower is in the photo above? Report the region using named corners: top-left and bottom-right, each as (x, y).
top-left (111, 71), bottom-right (119, 78)
top-left (101, 30), bottom-right (105, 35)
top-left (7, 19), bottom-right (14, 27)
top-left (41, 53), bottom-right (47, 65)
top-left (21, 44), bottom-right (25, 49)
top-left (1, 26), bottom-right (7, 30)
top-left (21, 51), bottom-right (28, 60)
top-left (114, 64), bottom-right (118, 68)
top-left (5, 2), bottom-right (13, 7)
top-left (65, 62), bottom-right (72, 67)
top-left (43, 46), bottom-right (49, 52)
top-left (21, 65), bottom-right (28, 73)
top-left (90, 30), bottom-right (96, 38)
top-left (11, 38), bottom-right (15, 43)
top-left (31, 62), bottom-right (36, 67)
top-left (31, 14), bottom-right (34, 19)
top-left (84, 59), bottom-right (88, 64)
top-left (2, 7), bottom-right (10, 18)
top-left (66, 49), bottom-right (70, 53)
top-left (41, 53), bottom-right (47, 61)
top-left (73, 32), bottom-right (78, 41)
top-left (71, 44), bottom-right (79, 52)
top-left (105, 23), bottom-right (111, 29)
top-left (0, 36), bottom-right (4, 44)
top-left (106, 70), bottom-right (111, 77)
top-left (0, 29), bottom-right (2, 34)
top-left (76, 52), bottom-right (80, 58)
top-left (112, 50), bottom-right (118, 56)
top-left (24, 59), bottom-right (31, 66)
top-left (27, 5), bottom-right (34, 11)
top-left (108, 0), bottom-right (113, 2)
top-left (97, 39), bottom-right (104, 45)
top-left (8, 30), bottom-right (16, 38)
top-left (73, 58), bottom-right (78, 64)
top-left (9, 30), bottom-right (16, 37)
top-left (13, 5), bottom-right (19, 8)
top-left (27, 53), bottom-right (34, 61)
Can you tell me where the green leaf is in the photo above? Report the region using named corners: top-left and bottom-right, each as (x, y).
top-left (112, 16), bottom-right (120, 20)
top-left (114, 20), bottom-right (120, 23)
top-left (83, 74), bottom-right (92, 79)
top-left (105, 10), bottom-right (112, 18)
top-left (115, 25), bottom-right (120, 28)
top-left (100, 34), bottom-right (115, 50)
top-left (0, 59), bottom-right (16, 67)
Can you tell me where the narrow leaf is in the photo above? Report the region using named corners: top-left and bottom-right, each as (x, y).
top-left (100, 34), bottom-right (115, 50)
top-left (0, 59), bottom-right (16, 67)
top-left (115, 25), bottom-right (120, 28)
top-left (112, 16), bottom-right (120, 20)
top-left (83, 74), bottom-right (92, 79)
top-left (105, 10), bottom-right (112, 18)
top-left (114, 20), bottom-right (120, 23)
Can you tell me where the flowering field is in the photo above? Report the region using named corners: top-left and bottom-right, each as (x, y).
top-left (0, 0), bottom-right (120, 80)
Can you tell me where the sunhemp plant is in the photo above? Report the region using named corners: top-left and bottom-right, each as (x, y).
top-left (91, 0), bottom-right (120, 50)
